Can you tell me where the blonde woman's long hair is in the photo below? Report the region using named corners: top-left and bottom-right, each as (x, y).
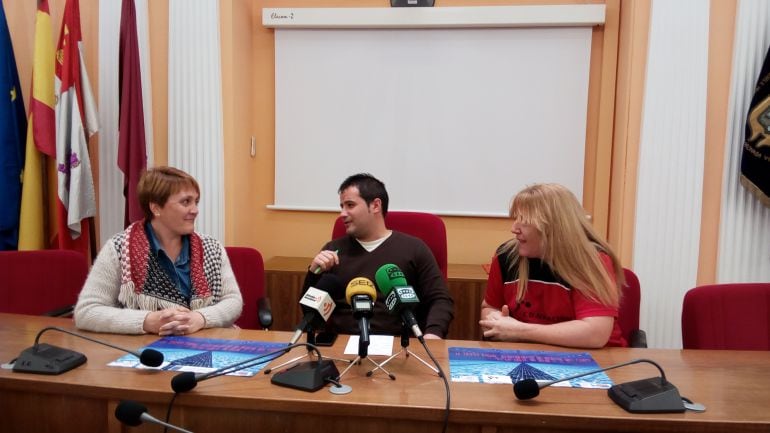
top-left (499, 183), bottom-right (624, 307)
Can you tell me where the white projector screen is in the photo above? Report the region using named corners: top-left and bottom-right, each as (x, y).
top-left (272, 26), bottom-right (591, 217)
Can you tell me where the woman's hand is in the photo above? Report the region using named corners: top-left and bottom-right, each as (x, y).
top-left (480, 306), bottom-right (615, 348)
top-left (144, 307), bottom-right (206, 336)
top-left (479, 305), bottom-right (525, 341)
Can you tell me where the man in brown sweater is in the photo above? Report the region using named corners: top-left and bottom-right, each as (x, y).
top-left (304, 173), bottom-right (454, 339)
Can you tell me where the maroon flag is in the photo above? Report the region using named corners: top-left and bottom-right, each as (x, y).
top-left (118, 0), bottom-right (147, 226)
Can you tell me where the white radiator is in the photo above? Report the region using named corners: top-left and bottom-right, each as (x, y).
top-left (168, 0), bottom-right (225, 241)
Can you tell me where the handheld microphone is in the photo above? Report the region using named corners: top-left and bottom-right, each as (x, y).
top-left (512, 358), bottom-right (688, 413)
top-left (12, 326), bottom-right (164, 375)
top-left (289, 274), bottom-right (342, 345)
top-left (374, 263), bottom-right (423, 339)
top-left (115, 400), bottom-right (193, 433)
top-left (345, 277), bottom-right (377, 357)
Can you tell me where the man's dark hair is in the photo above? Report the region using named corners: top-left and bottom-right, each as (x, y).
top-left (338, 173), bottom-right (389, 216)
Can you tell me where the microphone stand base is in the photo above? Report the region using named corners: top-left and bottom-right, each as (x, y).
top-left (271, 360), bottom-right (340, 392)
top-left (337, 356), bottom-right (395, 380)
top-left (12, 343), bottom-right (87, 375)
top-left (608, 377), bottom-right (687, 413)
top-left (369, 347), bottom-right (439, 376)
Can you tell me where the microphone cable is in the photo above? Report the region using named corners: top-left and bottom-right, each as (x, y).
top-left (161, 343), bottom-right (328, 433)
top-left (163, 393), bottom-right (179, 433)
top-left (32, 326), bottom-right (159, 359)
top-left (417, 336), bottom-right (450, 433)
top-left (195, 342), bottom-right (323, 383)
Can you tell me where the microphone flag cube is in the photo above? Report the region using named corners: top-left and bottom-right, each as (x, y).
top-left (300, 287), bottom-right (335, 322)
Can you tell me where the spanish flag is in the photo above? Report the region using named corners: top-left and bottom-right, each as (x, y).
top-left (742, 44), bottom-right (770, 207)
top-left (54, 0), bottom-right (99, 256)
top-left (18, 0), bottom-right (57, 251)
top-left (0, 2), bottom-right (27, 250)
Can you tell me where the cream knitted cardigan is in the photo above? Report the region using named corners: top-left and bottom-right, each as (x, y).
top-left (74, 231), bottom-right (243, 334)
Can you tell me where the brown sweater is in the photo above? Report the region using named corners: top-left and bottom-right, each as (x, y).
top-left (303, 231), bottom-right (454, 338)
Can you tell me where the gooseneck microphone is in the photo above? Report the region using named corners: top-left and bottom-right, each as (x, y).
top-left (171, 342), bottom-right (324, 393)
top-left (513, 358), bottom-right (689, 413)
top-left (12, 326), bottom-right (164, 374)
top-left (289, 274), bottom-right (343, 345)
top-left (374, 263), bottom-right (423, 339)
top-left (345, 277), bottom-right (377, 357)
top-left (115, 400), bottom-right (193, 433)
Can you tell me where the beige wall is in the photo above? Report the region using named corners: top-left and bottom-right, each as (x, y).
top-left (4, 0), bottom-right (733, 279)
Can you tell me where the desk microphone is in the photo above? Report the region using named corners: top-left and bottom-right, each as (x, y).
top-left (12, 326), bottom-right (164, 374)
top-left (513, 358), bottom-right (688, 413)
top-left (115, 400), bottom-right (193, 433)
top-left (374, 263), bottom-right (423, 339)
top-left (171, 342), bottom-right (322, 393)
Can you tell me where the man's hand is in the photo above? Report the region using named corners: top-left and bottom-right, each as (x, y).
top-left (309, 249), bottom-right (339, 274)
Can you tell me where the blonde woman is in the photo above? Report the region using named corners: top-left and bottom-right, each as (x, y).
top-left (479, 184), bottom-right (626, 348)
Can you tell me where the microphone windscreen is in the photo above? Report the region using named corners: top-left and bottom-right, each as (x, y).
top-left (139, 349), bottom-right (164, 367)
top-left (513, 379), bottom-right (541, 400)
top-left (374, 264), bottom-right (407, 295)
top-left (171, 371), bottom-right (198, 393)
top-left (115, 400), bottom-right (146, 426)
top-left (345, 277), bottom-right (377, 304)
top-left (315, 273), bottom-right (345, 298)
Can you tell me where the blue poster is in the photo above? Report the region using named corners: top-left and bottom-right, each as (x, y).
top-left (109, 336), bottom-right (287, 377)
top-left (448, 347), bottom-right (612, 389)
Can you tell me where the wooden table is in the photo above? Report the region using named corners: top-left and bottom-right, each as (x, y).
top-left (264, 256), bottom-right (488, 340)
top-left (1, 313), bottom-right (769, 433)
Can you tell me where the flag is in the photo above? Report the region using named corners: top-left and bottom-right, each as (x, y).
top-left (742, 43), bottom-right (770, 207)
top-left (18, 0), bottom-right (57, 251)
top-left (118, 0), bottom-right (147, 227)
top-left (55, 0), bottom-right (99, 255)
top-left (0, 2), bottom-right (27, 250)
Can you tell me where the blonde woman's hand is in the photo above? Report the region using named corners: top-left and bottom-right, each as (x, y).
top-left (479, 305), bottom-right (525, 341)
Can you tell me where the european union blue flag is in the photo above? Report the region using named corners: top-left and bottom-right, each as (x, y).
top-left (0, 3), bottom-right (27, 250)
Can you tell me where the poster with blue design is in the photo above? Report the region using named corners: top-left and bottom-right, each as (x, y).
top-left (448, 347), bottom-right (612, 389)
top-left (109, 336), bottom-right (287, 376)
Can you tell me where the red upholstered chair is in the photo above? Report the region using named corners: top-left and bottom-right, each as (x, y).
top-left (682, 283), bottom-right (770, 350)
top-left (225, 246), bottom-right (272, 330)
top-left (0, 250), bottom-right (89, 317)
top-left (331, 211), bottom-right (448, 279)
top-left (618, 268), bottom-right (647, 348)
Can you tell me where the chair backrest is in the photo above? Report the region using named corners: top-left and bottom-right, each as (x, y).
top-left (0, 250), bottom-right (89, 316)
top-left (682, 283), bottom-right (770, 350)
top-left (331, 211), bottom-right (448, 279)
top-left (618, 267), bottom-right (642, 344)
top-left (225, 246), bottom-right (267, 330)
